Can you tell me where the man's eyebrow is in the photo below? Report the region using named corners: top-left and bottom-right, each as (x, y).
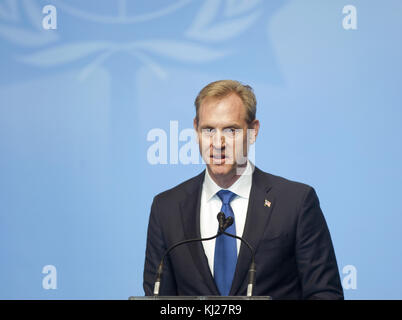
top-left (198, 124), bottom-right (213, 129)
top-left (224, 124), bottom-right (242, 129)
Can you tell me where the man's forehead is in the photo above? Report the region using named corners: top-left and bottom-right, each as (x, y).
top-left (200, 92), bottom-right (243, 108)
top-left (199, 94), bottom-right (245, 117)
top-left (198, 109), bottom-right (245, 126)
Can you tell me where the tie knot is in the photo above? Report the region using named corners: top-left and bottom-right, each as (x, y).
top-left (217, 190), bottom-right (237, 205)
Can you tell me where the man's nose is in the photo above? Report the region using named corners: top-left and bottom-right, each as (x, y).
top-left (212, 130), bottom-right (225, 148)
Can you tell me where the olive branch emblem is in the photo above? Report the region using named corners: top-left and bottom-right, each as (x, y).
top-left (0, 0), bottom-right (263, 81)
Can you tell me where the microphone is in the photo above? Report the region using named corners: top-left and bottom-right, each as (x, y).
top-left (220, 215), bottom-right (257, 297)
top-left (217, 211), bottom-right (225, 231)
top-left (153, 212), bottom-right (230, 296)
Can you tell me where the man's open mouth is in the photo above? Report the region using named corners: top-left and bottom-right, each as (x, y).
top-left (211, 154), bottom-right (225, 159)
top-left (210, 153), bottom-right (229, 164)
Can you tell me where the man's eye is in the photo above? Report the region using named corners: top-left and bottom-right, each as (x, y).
top-left (223, 128), bottom-right (236, 134)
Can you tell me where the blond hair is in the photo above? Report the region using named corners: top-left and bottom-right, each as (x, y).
top-left (194, 80), bottom-right (257, 125)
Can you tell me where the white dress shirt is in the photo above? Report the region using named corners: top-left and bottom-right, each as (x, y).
top-left (200, 161), bottom-right (253, 276)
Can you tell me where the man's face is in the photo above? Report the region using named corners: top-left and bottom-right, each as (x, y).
top-left (194, 93), bottom-right (259, 179)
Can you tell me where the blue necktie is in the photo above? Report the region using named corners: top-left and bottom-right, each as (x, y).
top-left (214, 190), bottom-right (237, 296)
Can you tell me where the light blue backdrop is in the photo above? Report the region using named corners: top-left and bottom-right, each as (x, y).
top-left (1, 0), bottom-right (401, 299)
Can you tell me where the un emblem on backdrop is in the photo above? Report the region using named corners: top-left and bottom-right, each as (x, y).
top-left (0, 0), bottom-right (272, 81)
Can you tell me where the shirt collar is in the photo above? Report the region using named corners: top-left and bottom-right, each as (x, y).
top-left (203, 160), bottom-right (253, 201)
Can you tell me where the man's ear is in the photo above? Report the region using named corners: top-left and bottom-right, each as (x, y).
top-left (249, 119), bottom-right (260, 145)
top-left (193, 118), bottom-right (199, 144)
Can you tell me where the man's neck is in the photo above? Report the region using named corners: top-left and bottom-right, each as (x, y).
top-left (207, 163), bottom-right (248, 189)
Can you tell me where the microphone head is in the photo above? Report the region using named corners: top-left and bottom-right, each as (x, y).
top-left (217, 212), bottom-right (225, 231)
top-left (222, 216), bottom-right (234, 230)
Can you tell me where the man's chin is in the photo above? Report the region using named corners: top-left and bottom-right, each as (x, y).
top-left (207, 162), bottom-right (234, 177)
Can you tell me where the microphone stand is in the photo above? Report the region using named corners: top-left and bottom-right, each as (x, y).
top-left (154, 212), bottom-right (228, 296)
top-left (153, 212), bottom-right (256, 297)
top-left (153, 232), bottom-right (222, 296)
top-left (221, 227), bottom-right (256, 297)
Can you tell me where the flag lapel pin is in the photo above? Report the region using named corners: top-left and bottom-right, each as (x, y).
top-left (264, 199), bottom-right (271, 208)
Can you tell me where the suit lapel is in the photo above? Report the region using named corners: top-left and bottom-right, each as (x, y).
top-left (179, 171), bottom-right (220, 295)
top-left (230, 167), bottom-right (276, 295)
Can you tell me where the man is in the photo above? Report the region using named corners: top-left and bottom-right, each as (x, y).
top-left (143, 80), bottom-right (344, 299)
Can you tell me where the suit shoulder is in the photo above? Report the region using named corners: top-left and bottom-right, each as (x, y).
top-left (256, 168), bottom-right (315, 196)
top-left (256, 169), bottom-right (320, 214)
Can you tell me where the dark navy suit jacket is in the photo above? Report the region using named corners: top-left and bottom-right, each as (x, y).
top-left (143, 166), bottom-right (344, 299)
